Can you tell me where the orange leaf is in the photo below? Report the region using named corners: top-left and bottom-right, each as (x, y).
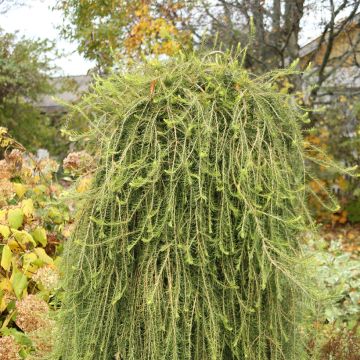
top-left (150, 80), bottom-right (157, 96)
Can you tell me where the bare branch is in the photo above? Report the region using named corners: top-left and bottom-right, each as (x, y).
top-left (309, 0), bottom-right (360, 102)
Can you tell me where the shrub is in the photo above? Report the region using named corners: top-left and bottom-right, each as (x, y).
top-left (55, 53), bottom-right (325, 360)
top-left (305, 235), bottom-right (360, 359)
top-left (306, 96), bottom-right (360, 224)
top-left (0, 131), bottom-right (71, 359)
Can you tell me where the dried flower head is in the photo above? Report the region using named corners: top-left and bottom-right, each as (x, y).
top-left (0, 179), bottom-right (14, 203)
top-left (0, 336), bottom-right (20, 360)
top-left (63, 151), bottom-right (94, 175)
top-left (0, 160), bottom-right (12, 180)
top-left (6, 149), bottom-right (23, 170)
top-left (15, 295), bottom-right (49, 333)
top-left (32, 266), bottom-right (60, 290)
top-left (27, 322), bottom-right (57, 359)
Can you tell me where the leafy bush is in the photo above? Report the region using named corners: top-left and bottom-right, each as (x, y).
top-left (345, 197), bottom-right (360, 224)
top-left (306, 234), bottom-right (360, 359)
top-left (306, 96), bottom-right (360, 224)
top-left (313, 240), bottom-right (359, 327)
top-left (0, 135), bottom-right (72, 358)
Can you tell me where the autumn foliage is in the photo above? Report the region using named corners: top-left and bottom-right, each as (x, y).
top-left (56, 0), bottom-right (192, 70)
top-left (0, 128), bottom-right (79, 358)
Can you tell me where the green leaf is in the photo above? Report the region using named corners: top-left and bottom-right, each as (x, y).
top-left (19, 348), bottom-right (29, 359)
top-left (1, 245), bottom-right (12, 271)
top-left (2, 327), bottom-right (33, 347)
top-left (31, 227), bottom-right (47, 247)
top-left (10, 271), bottom-right (28, 299)
top-left (7, 208), bottom-right (24, 230)
top-left (47, 207), bottom-right (63, 224)
top-left (6, 299), bottom-right (16, 312)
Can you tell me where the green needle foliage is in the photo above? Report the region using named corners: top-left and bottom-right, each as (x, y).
top-left (55, 52), bottom-right (319, 360)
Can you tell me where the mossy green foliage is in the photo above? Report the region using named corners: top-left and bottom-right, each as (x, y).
top-left (55, 53), bottom-right (316, 359)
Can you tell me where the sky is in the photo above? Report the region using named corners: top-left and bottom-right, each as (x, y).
top-left (0, 0), bottom-right (353, 76)
top-left (0, 0), bottom-right (94, 76)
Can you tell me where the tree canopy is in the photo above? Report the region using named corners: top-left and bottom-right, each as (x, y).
top-left (56, 0), bottom-right (193, 71)
top-left (0, 29), bottom-right (64, 153)
top-left (56, 0), bottom-right (360, 101)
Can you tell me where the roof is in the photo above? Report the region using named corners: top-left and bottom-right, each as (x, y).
top-left (299, 12), bottom-right (360, 58)
top-left (37, 75), bottom-right (92, 112)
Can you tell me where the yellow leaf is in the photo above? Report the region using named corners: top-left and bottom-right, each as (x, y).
top-left (31, 227), bottom-right (47, 247)
top-left (21, 199), bottom-right (34, 218)
top-left (33, 185), bottom-right (47, 195)
top-left (23, 252), bottom-right (38, 266)
top-left (0, 278), bottom-right (12, 292)
top-left (0, 296), bottom-right (6, 312)
top-left (339, 95), bottom-right (347, 103)
top-left (62, 226), bottom-right (72, 238)
top-left (33, 175), bottom-right (41, 183)
top-left (7, 208), bottom-right (24, 229)
top-left (13, 183), bottom-right (27, 198)
top-left (7, 239), bottom-right (22, 251)
top-left (0, 210), bottom-right (7, 224)
top-left (337, 176), bottom-right (348, 190)
top-left (159, 26), bottom-right (170, 39)
top-left (1, 245), bottom-right (12, 271)
top-left (0, 225), bottom-right (10, 239)
top-left (76, 176), bottom-right (92, 193)
top-left (34, 248), bottom-right (53, 265)
top-left (23, 252), bottom-right (39, 275)
top-left (12, 230), bottom-right (36, 248)
top-left (0, 278), bottom-right (12, 312)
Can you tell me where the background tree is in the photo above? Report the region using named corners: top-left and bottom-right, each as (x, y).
top-left (0, 29), bottom-right (64, 153)
top-left (57, 0), bottom-right (360, 101)
top-left (196, 1), bottom-right (360, 99)
top-left (55, 0), bottom-right (193, 72)
top-left (196, 0), bottom-right (305, 71)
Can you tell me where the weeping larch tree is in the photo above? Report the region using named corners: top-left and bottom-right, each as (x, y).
top-left (55, 52), bottom-right (320, 360)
